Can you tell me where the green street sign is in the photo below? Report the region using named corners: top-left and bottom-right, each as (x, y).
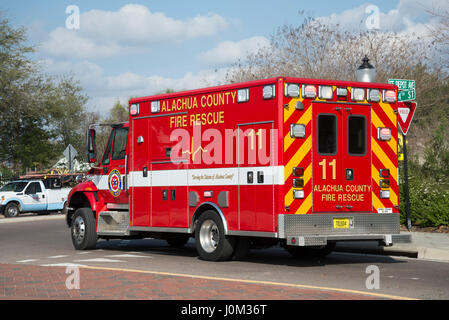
top-left (398, 89), bottom-right (416, 102)
top-left (388, 79), bottom-right (415, 90)
top-left (388, 79), bottom-right (416, 102)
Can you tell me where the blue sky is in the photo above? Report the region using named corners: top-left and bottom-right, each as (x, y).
top-left (0, 0), bottom-right (445, 115)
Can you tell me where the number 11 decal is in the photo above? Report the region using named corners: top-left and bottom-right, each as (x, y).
top-left (318, 159), bottom-right (337, 180)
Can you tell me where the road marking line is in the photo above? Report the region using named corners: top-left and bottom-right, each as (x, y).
top-left (77, 265), bottom-right (417, 300)
top-left (105, 254), bottom-right (152, 258)
top-left (40, 263), bottom-right (86, 267)
top-left (47, 255), bottom-right (69, 259)
top-left (74, 258), bottom-right (125, 263)
top-left (16, 259), bottom-right (39, 263)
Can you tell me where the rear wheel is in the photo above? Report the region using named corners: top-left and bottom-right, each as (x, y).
top-left (70, 208), bottom-right (97, 250)
top-left (195, 210), bottom-right (235, 261)
top-left (5, 203), bottom-right (20, 218)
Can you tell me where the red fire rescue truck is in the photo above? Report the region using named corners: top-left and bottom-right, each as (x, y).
top-left (65, 77), bottom-right (410, 261)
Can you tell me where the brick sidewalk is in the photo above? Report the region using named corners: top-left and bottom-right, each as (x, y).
top-left (0, 263), bottom-right (387, 300)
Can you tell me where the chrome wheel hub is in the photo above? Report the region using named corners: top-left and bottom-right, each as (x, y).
top-left (199, 219), bottom-right (219, 253)
top-left (73, 216), bottom-right (86, 244)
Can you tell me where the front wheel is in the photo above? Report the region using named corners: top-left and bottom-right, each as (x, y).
top-left (5, 203), bottom-right (20, 218)
top-left (70, 208), bottom-right (98, 250)
top-left (195, 210), bottom-right (235, 261)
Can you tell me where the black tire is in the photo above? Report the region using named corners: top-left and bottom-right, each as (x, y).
top-left (285, 243), bottom-right (336, 258)
top-left (195, 210), bottom-right (235, 261)
top-left (166, 235), bottom-right (190, 247)
top-left (70, 208), bottom-right (97, 250)
top-left (4, 202), bottom-right (20, 218)
top-left (232, 237), bottom-right (251, 261)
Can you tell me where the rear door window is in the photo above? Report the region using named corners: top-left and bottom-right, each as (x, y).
top-left (317, 114), bottom-right (337, 155)
top-left (347, 115), bottom-right (367, 156)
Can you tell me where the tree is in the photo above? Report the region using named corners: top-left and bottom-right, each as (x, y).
top-left (226, 14), bottom-right (449, 183)
top-left (107, 100), bottom-right (128, 123)
top-left (47, 75), bottom-right (89, 162)
top-left (0, 16), bottom-right (55, 171)
top-left (0, 15), bottom-right (91, 172)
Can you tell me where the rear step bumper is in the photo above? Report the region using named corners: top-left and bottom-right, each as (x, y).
top-left (279, 213), bottom-right (411, 246)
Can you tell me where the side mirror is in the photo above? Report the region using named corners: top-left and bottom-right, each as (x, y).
top-left (87, 128), bottom-right (97, 163)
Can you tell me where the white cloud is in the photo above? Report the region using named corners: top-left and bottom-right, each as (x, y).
top-left (41, 59), bottom-right (229, 116)
top-left (197, 36), bottom-right (270, 65)
top-left (42, 4), bottom-right (228, 59)
top-left (316, 0), bottom-right (447, 37)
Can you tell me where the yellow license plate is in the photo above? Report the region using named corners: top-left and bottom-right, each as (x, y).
top-left (333, 218), bottom-right (350, 229)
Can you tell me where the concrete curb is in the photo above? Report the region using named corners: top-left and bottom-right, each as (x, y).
top-left (415, 247), bottom-right (449, 261)
top-left (335, 242), bottom-right (449, 262)
top-left (334, 244), bottom-right (418, 258)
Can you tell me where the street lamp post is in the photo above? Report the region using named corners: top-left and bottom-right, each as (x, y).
top-left (355, 55), bottom-right (376, 83)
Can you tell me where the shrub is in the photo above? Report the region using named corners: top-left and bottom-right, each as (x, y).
top-left (399, 176), bottom-right (449, 227)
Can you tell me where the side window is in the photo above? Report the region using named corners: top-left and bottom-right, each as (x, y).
top-left (102, 129), bottom-right (114, 166)
top-left (25, 184), bottom-right (34, 195)
top-left (112, 128), bottom-right (129, 160)
top-left (317, 114), bottom-right (337, 155)
top-left (348, 115), bottom-right (367, 155)
top-left (25, 183), bottom-right (40, 195)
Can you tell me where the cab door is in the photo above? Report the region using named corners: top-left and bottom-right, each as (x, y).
top-left (23, 182), bottom-right (47, 211)
top-left (130, 119), bottom-right (151, 227)
top-left (312, 103), bottom-right (371, 213)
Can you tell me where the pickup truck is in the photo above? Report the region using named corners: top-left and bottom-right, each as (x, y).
top-left (0, 179), bottom-right (71, 218)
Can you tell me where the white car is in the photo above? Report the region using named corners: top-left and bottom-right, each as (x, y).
top-left (0, 179), bottom-right (71, 218)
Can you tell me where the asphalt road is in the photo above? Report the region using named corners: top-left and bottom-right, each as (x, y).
top-left (1, 215), bottom-right (449, 300)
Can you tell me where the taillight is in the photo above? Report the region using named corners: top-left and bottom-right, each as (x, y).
top-left (293, 167), bottom-right (304, 177)
top-left (380, 179), bottom-right (390, 188)
top-left (380, 169), bottom-right (390, 178)
top-left (293, 179), bottom-right (304, 188)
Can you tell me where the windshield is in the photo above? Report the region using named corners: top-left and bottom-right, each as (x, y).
top-left (0, 181), bottom-right (28, 192)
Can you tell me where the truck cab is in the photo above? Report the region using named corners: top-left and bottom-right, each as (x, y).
top-left (0, 179), bottom-right (70, 218)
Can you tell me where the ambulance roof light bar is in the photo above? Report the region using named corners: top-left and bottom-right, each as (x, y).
top-left (302, 85), bottom-right (317, 99)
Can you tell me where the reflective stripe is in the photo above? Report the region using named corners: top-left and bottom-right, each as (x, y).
top-left (92, 166), bottom-right (285, 189)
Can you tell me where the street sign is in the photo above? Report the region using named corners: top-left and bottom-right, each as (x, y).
top-left (398, 89), bottom-right (415, 102)
top-left (388, 79), bottom-right (415, 102)
top-left (388, 79), bottom-right (415, 90)
top-left (63, 144), bottom-right (78, 171)
top-left (397, 101), bottom-right (417, 135)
